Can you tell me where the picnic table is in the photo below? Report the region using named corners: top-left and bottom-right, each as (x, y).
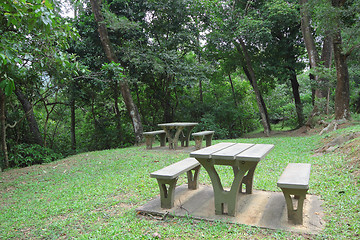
top-left (190, 142), bottom-right (274, 216)
top-left (158, 122), bottom-right (198, 150)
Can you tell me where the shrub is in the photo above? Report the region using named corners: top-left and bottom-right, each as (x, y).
top-left (9, 144), bottom-right (63, 168)
top-left (195, 113), bottom-right (229, 139)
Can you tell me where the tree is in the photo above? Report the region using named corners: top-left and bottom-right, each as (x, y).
top-left (203, 0), bottom-right (273, 135)
top-left (301, 0), bottom-right (360, 121)
top-left (0, 0), bottom-right (52, 169)
top-left (261, 0), bottom-right (306, 127)
top-left (330, 0), bottom-right (353, 120)
top-left (0, 0), bottom-right (76, 170)
top-left (89, 0), bottom-right (143, 144)
top-left (300, 0), bottom-right (333, 119)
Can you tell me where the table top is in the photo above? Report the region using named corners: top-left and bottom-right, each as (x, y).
top-left (158, 122), bottom-right (198, 127)
top-left (190, 142), bottom-right (274, 162)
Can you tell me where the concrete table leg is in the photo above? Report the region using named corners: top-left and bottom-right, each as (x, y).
top-left (172, 127), bottom-right (185, 150)
top-left (183, 126), bottom-right (195, 147)
top-left (161, 126), bottom-right (185, 150)
top-left (233, 163), bottom-right (258, 194)
top-left (197, 158), bottom-right (256, 216)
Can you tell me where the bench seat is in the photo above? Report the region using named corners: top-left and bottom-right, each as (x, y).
top-left (192, 130), bottom-right (215, 150)
top-left (143, 130), bottom-right (166, 149)
top-left (150, 157), bottom-right (201, 208)
top-left (277, 163), bottom-right (311, 225)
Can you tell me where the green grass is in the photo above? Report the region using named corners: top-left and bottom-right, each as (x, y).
top-left (1, 127), bottom-right (360, 239)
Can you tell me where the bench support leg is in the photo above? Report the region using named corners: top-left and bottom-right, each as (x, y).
top-left (193, 136), bottom-right (204, 150)
top-left (159, 133), bottom-right (166, 147)
top-left (156, 178), bottom-right (178, 209)
top-left (186, 165), bottom-right (201, 189)
top-left (280, 188), bottom-right (308, 225)
top-left (144, 135), bottom-right (154, 149)
top-left (205, 133), bottom-right (214, 147)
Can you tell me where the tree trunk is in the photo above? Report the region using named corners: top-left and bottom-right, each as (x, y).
top-left (333, 29), bottom-right (350, 120)
top-left (288, 67), bottom-right (305, 127)
top-left (199, 78), bottom-right (203, 103)
top-left (0, 89), bottom-right (9, 170)
top-left (113, 80), bottom-right (124, 143)
top-left (14, 88), bottom-right (44, 146)
top-left (90, 0), bottom-right (143, 144)
top-left (228, 74), bottom-right (238, 107)
top-left (70, 98), bottom-right (76, 152)
top-left (300, 0), bottom-right (333, 120)
top-left (332, 0), bottom-right (350, 120)
top-left (235, 39), bottom-right (271, 136)
top-left (42, 95), bottom-right (57, 147)
top-left (300, 0), bottom-right (321, 108)
top-left (300, 0), bottom-right (324, 116)
top-left (320, 33), bottom-right (333, 114)
top-left (162, 74), bottom-right (173, 123)
top-left (299, 0), bottom-right (320, 90)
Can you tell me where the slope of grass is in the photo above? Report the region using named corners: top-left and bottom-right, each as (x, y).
top-left (1, 127), bottom-right (359, 239)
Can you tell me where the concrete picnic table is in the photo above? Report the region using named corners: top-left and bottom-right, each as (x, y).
top-left (158, 122), bottom-right (198, 150)
top-left (190, 142), bottom-right (274, 216)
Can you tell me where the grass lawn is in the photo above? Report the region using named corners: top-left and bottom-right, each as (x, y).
top-left (1, 125), bottom-right (360, 239)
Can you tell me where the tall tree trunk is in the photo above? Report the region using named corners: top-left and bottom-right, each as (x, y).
top-left (228, 74), bottom-right (238, 107)
top-left (332, 0), bottom-right (350, 120)
top-left (113, 80), bottom-right (124, 143)
top-left (199, 79), bottom-right (203, 103)
top-left (90, 0), bottom-right (143, 144)
top-left (235, 39), bottom-right (271, 136)
top-left (243, 66), bottom-right (271, 131)
top-left (42, 94), bottom-right (57, 147)
top-left (162, 74), bottom-right (173, 123)
top-left (288, 67), bottom-right (305, 127)
top-left (299, 0), bottom-right (321, 104)
top-left (70, 98), bottom-right (76, 152)
top-left (333, 30), bottom-right (350, 120)
top-left (196, 32), bottom-right (204, 104)
top-left (0, 89), bottom-right (9, 170)
top-left (300, 0), bottom-right (334, 120)
top-left (320, 33), bottom-right (333, 114)
top-left (14, 88), bottom-right (44, 146)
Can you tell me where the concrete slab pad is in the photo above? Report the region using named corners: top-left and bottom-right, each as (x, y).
top-left (136, 184), bottom-right (325, 234)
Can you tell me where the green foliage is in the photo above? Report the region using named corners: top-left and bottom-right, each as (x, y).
top-left (0, 0), bottom-right (77, 95)
top-left (196, 113), bottom-right (229, 139)
top-left (0, 74), bottom-right (15, 95)
top-left (266, 83), bottom-right (298, 127)
top-left (101, 62), bottom-right (125, 81)
top-left (1, 0), bottom-right (359, 171)
top-left (9, 143), bottom-right (62, 168)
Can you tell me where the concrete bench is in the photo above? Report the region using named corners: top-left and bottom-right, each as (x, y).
top-left (150, 157), bottom-right (201, 209)
top-left (192, 130), bottom-right (215, 150)
top-left (143, 130), bottom-right (166, 149)
top-left (277, 163), bottom-right (311, 225)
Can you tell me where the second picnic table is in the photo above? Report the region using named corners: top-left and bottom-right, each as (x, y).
top-left (158, 122), bottom-right (198, 150)
top-left (190, 142), bottom-right (274, 216)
